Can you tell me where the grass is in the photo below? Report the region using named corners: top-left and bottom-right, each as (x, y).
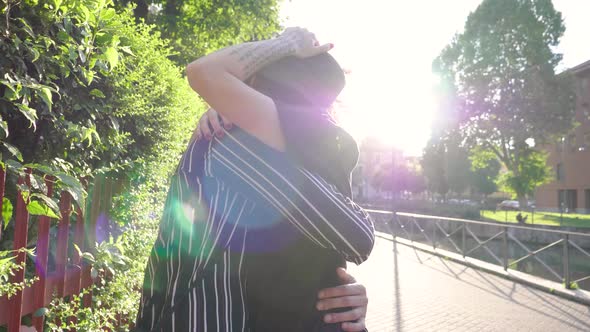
top-left (480, 210), bottom-right (590, 228)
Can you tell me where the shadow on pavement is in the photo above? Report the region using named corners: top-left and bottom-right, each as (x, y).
top-left (389, 242), bottom-right (590, 331)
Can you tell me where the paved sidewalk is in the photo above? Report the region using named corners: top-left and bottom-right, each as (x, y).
top-left (348, 238), bottom-right (590, 332)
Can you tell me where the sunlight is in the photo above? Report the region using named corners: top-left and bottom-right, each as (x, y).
top-left (336, 70), bottom-right (438, 154)
top-left (280, 0), bottom-right (460, 155)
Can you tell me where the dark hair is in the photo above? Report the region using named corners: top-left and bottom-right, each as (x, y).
top-left (251, 53), bottom-right (345, 110)
top-left (252, 53), bottom-right (357, 196)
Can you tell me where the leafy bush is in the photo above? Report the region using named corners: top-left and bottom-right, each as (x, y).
top-left (0, 248), bottom-right (37, 298)
top-left (0, 0), bottom-right (282, 329)
top-left (1, 0), bottom-right (202, 328)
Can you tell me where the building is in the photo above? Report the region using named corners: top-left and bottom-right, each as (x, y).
top-left (352, 136), bottom-right (405, 201)
top-left (535, 60), bottom-right (590, 213)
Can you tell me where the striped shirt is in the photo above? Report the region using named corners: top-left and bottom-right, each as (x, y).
top-left (135, 128), bottom-right (375, 331)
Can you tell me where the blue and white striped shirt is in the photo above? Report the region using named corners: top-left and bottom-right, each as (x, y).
top-left (136, 128), bottom-right (375, 331)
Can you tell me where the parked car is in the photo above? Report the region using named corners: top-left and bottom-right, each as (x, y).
top-left (497, 200), bottom-right (520, 211)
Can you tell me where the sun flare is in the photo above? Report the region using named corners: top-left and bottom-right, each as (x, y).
top-left (335, 71), bottom-right (438, 155)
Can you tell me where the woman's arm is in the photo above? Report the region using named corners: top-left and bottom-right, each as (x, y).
top-left (207, 128), bottom-right (375, 264)
top-left (186, 28), bottom-right (332, 151)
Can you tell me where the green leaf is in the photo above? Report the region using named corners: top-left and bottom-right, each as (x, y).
top-left (57, 30), bottom-right (69, 42)
top-left (2, 142), bottom-right (22, 162)
top-left (33, 307), bottom-right (48, 318)
top-left (119, 46), bottom-right (134, 56)
top-left (54, 172), bottom-right (86, 208)
top-left (90, 267), bottom-right (98, 279)
top-left (80, 6), bottom-right (91, 23)
top-left (2, 198), bottom-right (13, 230)
top-left (37, 87), bottom-right (53, 112)
top-left (30, 48), bottom-right (40, 62)
top-left (65, 187), bottom-right (85, 210)
top-left (16, 104), bottom-right (37, 130)
top-left (101, 8), bottom-right (116, 21)
top-left (5, 159), bottom-right (24, 175)
top-left (73, 243), bottom-right (82, 258)
top-left (103, 47), bottom-right (118, 69)
top-left (0, 120), bottom-right (8, 138)
top-left (81, 252), bottom-right (95, 263)
top-left (26, 201), bottom-right (60, 219)
top-left (89, 89), bottom-right (106, 98)
top-left (52, 0), bottom-right (63, 12)
top-left (30, 193), bottom-right (60, 218)
top-left (16, 18), bottom-right (35, 38)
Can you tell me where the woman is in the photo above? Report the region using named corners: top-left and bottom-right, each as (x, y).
top-left (136, 27), bottom-right (374, 331)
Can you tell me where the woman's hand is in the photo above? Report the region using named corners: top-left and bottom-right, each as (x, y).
top-left (317, 268), bottom-right (368, 332)
top-left (191, 108), bottom-right (232, 141)
top-left (279, 27), bottom-right (333, 59)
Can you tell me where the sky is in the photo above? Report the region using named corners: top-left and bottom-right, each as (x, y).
top-left (280, 0), bottom-right (590, 156)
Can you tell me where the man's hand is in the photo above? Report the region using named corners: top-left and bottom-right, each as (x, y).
top-left (317, 268), bottom-right (368, 332)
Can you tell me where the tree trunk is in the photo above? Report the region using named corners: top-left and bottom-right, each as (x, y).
top-left (517, 194), bottom-right (527, 212)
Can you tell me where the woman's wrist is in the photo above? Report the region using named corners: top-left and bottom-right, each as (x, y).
top-left (227, 37), bottom-right (296, 79)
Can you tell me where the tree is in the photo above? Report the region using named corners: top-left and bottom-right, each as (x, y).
top-left (114, 0), bottom-right (281, 65)
top-left (469, 148), bottom-right (501, 197)
top-left (445, 135), bottom-right (472, 196)
top-left (433, 0), bottom-right (575, 208)
top-left (498, 149), bottom-right (551, 199)
top-left (421, 139), bottom-right (449, 199)
top-left (371, 160), bottom-right (426, 197)
top-left (422, 133), bottom-right (502, 200)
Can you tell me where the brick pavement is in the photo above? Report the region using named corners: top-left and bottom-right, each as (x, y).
top-left (348, 237), bottom-right (590, 332)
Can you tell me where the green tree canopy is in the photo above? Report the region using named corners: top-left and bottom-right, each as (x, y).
top-left (114, 0), bottom-right (282, 65)
top-left (432, 0), bottom-right (575, 207)
top-left (469, 148), bottom-right (501, 197)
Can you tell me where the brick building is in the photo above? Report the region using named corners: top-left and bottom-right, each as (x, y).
top-left (535, 60), bottom-right (590, 213)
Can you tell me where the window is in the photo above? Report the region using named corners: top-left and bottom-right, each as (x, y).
top-left (558, 189), bottom-right (578, 212)
top-left (556, 163), bottom-right (564, 181)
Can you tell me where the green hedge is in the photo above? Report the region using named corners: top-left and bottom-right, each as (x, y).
top-left (0, 0), bottom-right (283, 328)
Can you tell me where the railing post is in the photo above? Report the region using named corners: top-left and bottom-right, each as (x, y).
top-left (432, 219), bottom-right (437, 249)
top-left (563, 234), bottom-right (570, 289)
top-left (502, 226), bottom-right (508, 271)
top-left (388, 214), bottom-right (395, 238)
top-left (390, 214), bottom-right (396, 253)
top-left (461, 224), bottom-right (466, 258)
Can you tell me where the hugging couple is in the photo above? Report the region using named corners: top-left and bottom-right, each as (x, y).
top-left (135, 27), bottom-right (376, 332)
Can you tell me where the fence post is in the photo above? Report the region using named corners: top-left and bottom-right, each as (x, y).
top-left (461, 224), bottom-right (466, 258)
top-left (0, 166), bottom-right (5, 241)
top-left (563, 234), bottom-right (570, 289)
top-left (432, 219), bottom-right (437, 249)
top-left (8, 169), bottom-right (31, 332)
top-left (55, 191), bottom-right (72, 297)
top-left (32, 177), bottom-right (54, 331)
top-left (409, 218), bottom-right (414, 242)
top-left (502, 226), bottom-right (508, 271)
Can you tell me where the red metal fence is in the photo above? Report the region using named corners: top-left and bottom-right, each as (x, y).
top-left (0, 168), bottom-right (123, 331)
